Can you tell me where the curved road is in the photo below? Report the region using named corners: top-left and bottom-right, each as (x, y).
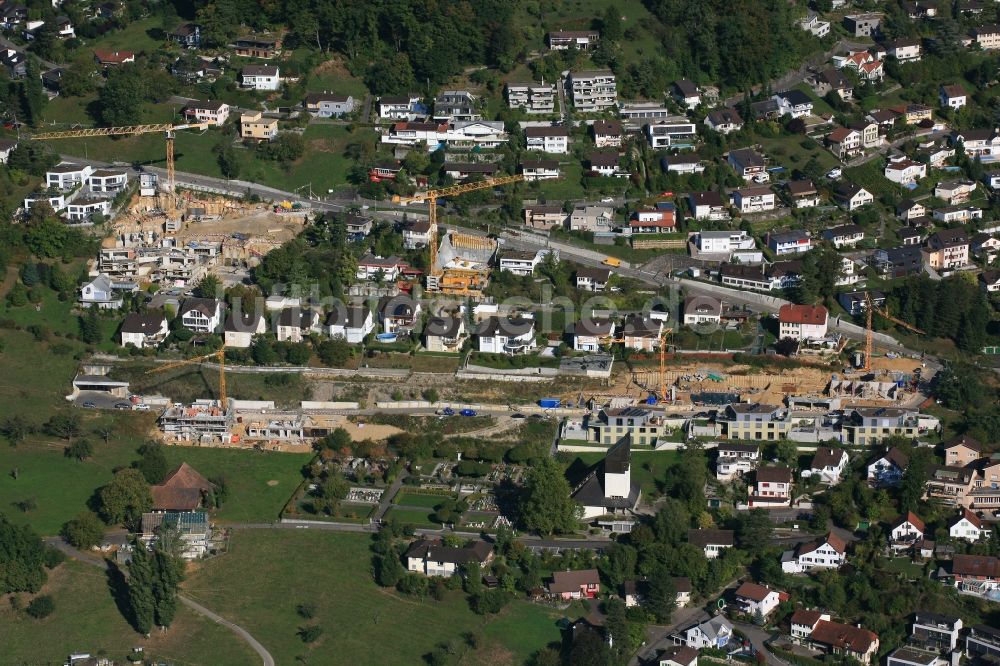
top-left (45, 537), bottom-right (275, 666)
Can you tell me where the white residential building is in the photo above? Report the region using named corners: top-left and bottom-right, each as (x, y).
top-left (240, 64), bottom-right (280, 91)
top-left (646, 118), bottom-right (697, 148)
top-left (569, 70), bottom-right (617, 112)
top-left (223, 311), bottom-right (266, 348)
top-left (524, 126), bottom-right (569, 153)
top-left (476, 316), bottom-right (536, 355)
top-left (506, 83), bottom-right (556, 114)
top-left (179, 298), bottom-right (223, 333)
top-left (949, 509), bottom-right (983, 542)
top-left (499, 249), bottom-right (554, 276)
top-left (803, 447), bottom-right (849, 485)
top-left (183, 99), bottom-right (230, 125)
top-left (325, 306), bottom-right (374, 344)
top-left (731, 187), bottom-right (776, 214)
top-left (884, 156), bottom-right (926, 185)
top-left (46, 162), bottom-right (93, 190)
top-left (778, 304), bottom-right (828, 341)
top-left (782, 533), bottom-right (847, 573)
top-left (734, 582), bottom-right (782, 618)
top-left (120, 313), bottom-right (168, 348)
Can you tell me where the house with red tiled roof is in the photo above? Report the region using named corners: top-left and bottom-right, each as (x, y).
top-left (889, 512), bottom-right (925, 553)
top-left (808, 619), bottom-right (880, 663)
top-left (93, 49), bottom-right (135, 66)
top-left (150, 462), bottom-right (212, 512)
top-left (949, 508), bottom-right (983, 542)
top-left (734, 581), bottom-right (784, 618)
top-left (548, 569), bottom-right (600, 600)
top-left (950, 554), bottom-right (1000, 596)
top-left (778, 304), bottom-right (828, 341)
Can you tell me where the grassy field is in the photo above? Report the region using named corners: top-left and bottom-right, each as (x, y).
top-left (47, 123), bottom-right (365, 195)
top-left (845, 158), bottom-right (897, 197)
top-left (385, 506), bottom-right (439, 527)
top-left (162, 446), bottom-right (311, 523)
top-left (395, 491), bottom-right (452, 508)
top-left (183, 530), bottom-right (565, 665)
top-left (3, 559), bottom-right (257, 665)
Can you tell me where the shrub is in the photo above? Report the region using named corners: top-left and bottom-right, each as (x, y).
top-left (26, 595), bottom-right (54, 619)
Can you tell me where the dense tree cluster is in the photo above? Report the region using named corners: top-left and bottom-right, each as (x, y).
top-left (127, 537), bottom-right (185, 634)
top-left (891, 275), bottom-right (989, 353)
top-left (0, 513), bottom-right (54, 594)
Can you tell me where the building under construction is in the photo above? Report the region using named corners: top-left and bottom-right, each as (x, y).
top-left (428, 231), bottom-right (498, 296)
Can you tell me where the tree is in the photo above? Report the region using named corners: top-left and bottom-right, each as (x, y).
top-left (127, 539), bottom-right (156, 634)
top-left (516, 458), bottom-right (581, 534)
top-left (79, 307), bottom-right (102, 345)
top-left (644, 568), bottom-right (677, 623)
top-left (567, 629), bottom-right (613, 666)
top-left (216, 144), bottom-right (241, 179)
top-left (601, 5), bottom-right (623, 42)
top-left (59, 61), bottom-right (98, 97)
top-left (1, 415), bottom-right (33, 446)
top-left (62, 510), bottom-right (105, 549)
top-left (0, 513), bottom-right (49, 593)
top-left (135, 442), bottom-right (169, 485)
top-left (98, 64), bottom-right (148, 126)
top-left (317, 337), bottom-right (350, 367)
top-left (194, 275), bottom-right (221, 299)
top-left (26, 594), bottom-right (54, 619)
top-left (299, 624), bottom-right (323, 643)
top-left (151, 539), bottom-right (184, 628)
top-left (774, 337), bottom-right (799, 357)
top-left (736, 509), bottom-right (774, 556)
top-left (375, 547), bottom-right (404, 587)
top-left (44, 412), bottom-right (82, 440)
top-left (64, 439), bottom-right (93, 461)
top-left (99, 468), bottom-right (152, 529)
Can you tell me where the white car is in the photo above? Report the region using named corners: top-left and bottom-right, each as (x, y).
top-left (751, 173), bottom-right (770, 184)
top-left (600, 197), bottom-right (614, 203)
top-left (827, 167), bottom-right (842, 179)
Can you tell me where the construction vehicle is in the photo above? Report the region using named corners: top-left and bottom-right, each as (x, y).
top-left (863, 291), bottom-right (924, 372)
top-left (30, 122), bottom-right (210, 212)
top-left (602, 257), bottom-right (622, 268)
top-left (391, 175), bottom-right (525, 292)
top-left (146, 346), bottom-right (228, 407)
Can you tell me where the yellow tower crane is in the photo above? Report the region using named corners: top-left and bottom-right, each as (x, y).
top-left (391, 174), bottom-right (525, 285)
top-left (29, 122), bottom-right (209, 210)
top-left (146, 347), bottom-right (228, 407)
top-left (863, 291), bottom-right (924, 372)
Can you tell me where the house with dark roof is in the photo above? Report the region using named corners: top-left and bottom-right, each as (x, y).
top-left (476, 316), bottom-right (536, 354)
top-left (223, 310), bottom-right (266, 348)
top-left (179, 298), bottom-right (222, 333)
top-left (377, 295), bottom-right (421, 335)
top-left (687, 529), bottom-right (735, 559)
top-left (325, 305), bottom-right (374, 344)
top-left (773, 89), bottom-right (814, 118)
top-left (404, 538), bottom-right (493, 577)
top-left (867, 447), bottom-right (909, 486)
top-left (424, 316), bottom-right (466, 353)
top-left (749, 466), bottom-right (793, 507)
top-left (870, 245), bottom-right (923, 278)
top-left (275, 308), bottom-right (318, 343)
top-left (576, 266), bottom-right (612, 292)
top-left (171, 22), bottom-right (201, 47)
top-left (548, 568), bottom-right (600, 599)
top-left (944, 434), bottom-right (983, 467)
top-left (803, 447), bottom-right (849, 485)
top-left (120, 313), bottom-right (168, 349)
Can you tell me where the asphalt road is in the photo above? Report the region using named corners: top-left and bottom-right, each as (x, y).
top-left (44, 536), bottom-right (275, 666)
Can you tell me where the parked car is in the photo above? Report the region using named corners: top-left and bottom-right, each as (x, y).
top-left (82, 401), bottom-right (96, 408)
top-left (511, 413), bottom-right (526, 419)
top-left (826, 167), bottom-right (842, 179)
top-left (114, 402), bottom-right (131, 410)
top-left (134, 404), bottom-right (150, 411)
top-left (459, 409), bottom-right (477, 417)
top-left (438, 407), bottom-right (455, 416)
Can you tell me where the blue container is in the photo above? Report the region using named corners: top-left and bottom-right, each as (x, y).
top-left (539, 398), bottom-right (560, 409)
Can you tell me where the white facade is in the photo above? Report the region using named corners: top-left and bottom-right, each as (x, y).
top-left (241, 66), bottom-right (280, 91)
top-left (46, 163), bottom-right (93, 190)
top-left (569, 70), bottom-right (617, 112)
top-left (949, 516), bottom-right (982, 542)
